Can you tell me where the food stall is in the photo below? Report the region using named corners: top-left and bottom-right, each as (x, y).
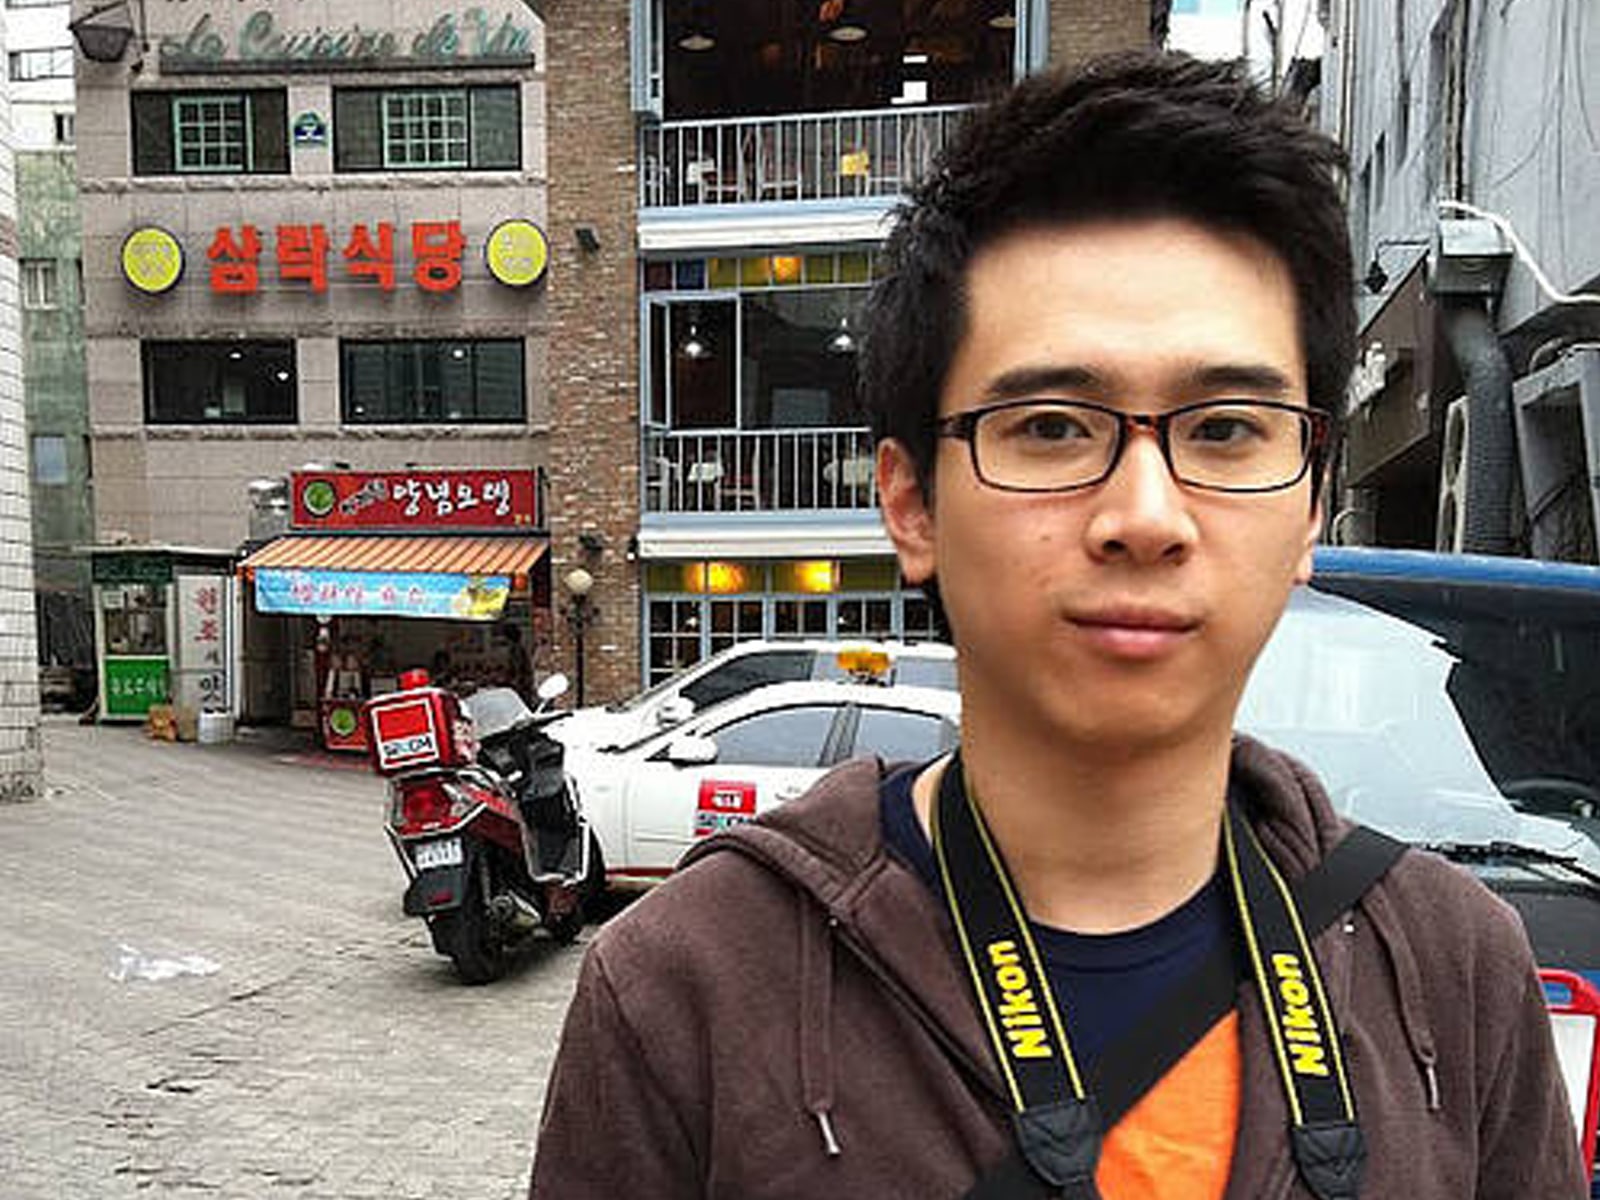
top-left (90, 546), bottom-right (240, 724)
top-left (237, 467), bottom-right (548, 751)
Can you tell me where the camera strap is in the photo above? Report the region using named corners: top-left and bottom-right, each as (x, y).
top-left (932, 752), bottom-right (1374, 1200)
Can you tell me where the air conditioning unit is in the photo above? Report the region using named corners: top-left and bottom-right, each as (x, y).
top-left (1435, 396), bottom-right (1469, 552)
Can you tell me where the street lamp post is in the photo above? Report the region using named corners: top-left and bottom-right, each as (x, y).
top-left (562, 567), bottom-right (596, 707)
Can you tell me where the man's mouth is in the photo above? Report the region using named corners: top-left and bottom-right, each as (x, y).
top-left (1067, 606), bottom-right (1201, 658)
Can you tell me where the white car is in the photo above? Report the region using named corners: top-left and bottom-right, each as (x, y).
top-left (569, 678), bottom-right (961, 889)
top-left (552, 639), bottom-right (957, 751)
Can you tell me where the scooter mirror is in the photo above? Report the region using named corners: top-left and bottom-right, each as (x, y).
top-left (537, 673), bottom-right (571, 703)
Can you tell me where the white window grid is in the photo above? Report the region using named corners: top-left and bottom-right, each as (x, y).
top-left (383, 90), bottom-right (469, 169)
top-left (21, 260), bottom-right (59, 310)
top-left (174, 95), bottom-right (250, 173)
top-left (8, 46), bottom-right (73, 81)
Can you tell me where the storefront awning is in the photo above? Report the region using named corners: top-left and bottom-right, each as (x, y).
top-left (241, 535), bottom-right (546, 579)
top-left (239, 535), bottom-right (548, 622)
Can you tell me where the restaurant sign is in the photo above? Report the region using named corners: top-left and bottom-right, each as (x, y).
top-left (290, 469), bottom-right (540, 531)
top-left (254, 569), bottom-right (512, 621)
top-left (160, 10), bottom-right (536, 74)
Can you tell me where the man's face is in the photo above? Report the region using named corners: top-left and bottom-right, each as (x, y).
top-left (879, 217), bottom-right (1322, 751)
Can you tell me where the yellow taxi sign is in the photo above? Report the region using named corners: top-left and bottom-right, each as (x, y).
top-left (836, 646), bottom-right (892, 681)
top-left (485, 218), bottom-right (550, 288)
top-left (122, 227), bottom-right (184, 295)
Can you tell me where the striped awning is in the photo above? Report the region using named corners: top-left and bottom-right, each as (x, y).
top-left (240, 535), bottom-right (547, 580)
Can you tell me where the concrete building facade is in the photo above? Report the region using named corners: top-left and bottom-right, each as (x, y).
top-left (0, 9), bottom-right (45, 797)
top-left (1321, 0), bottom-right (1600, 560)
top-left (11, 0), bottom-right (92, 705)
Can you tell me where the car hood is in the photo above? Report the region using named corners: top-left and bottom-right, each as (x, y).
top-left (549, 706), bottom-right (640, 751)
top-left (1333, 783), bottom-right (1600, 878)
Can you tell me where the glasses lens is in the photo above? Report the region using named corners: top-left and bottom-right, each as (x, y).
top-left (972, 402), bottom-right (1119, 490)
top-left (1169, 402), bottom-right (1312, 490)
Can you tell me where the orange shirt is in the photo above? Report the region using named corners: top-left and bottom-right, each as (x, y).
top-left (1097, 1011), bottom-right (1242, 1200)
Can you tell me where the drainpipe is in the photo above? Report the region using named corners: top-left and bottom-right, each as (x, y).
top-left (1439, 297), bottom-right (1515, 555)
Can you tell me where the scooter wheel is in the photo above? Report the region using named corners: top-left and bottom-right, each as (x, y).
top-left (434, 884), bottom-right (508, 984)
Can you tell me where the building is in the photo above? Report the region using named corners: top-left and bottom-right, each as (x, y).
top-left (0, 8), bottom-right (45, 798)
top-left (73, 0), bottom-right (554, 726)
top-left (1321, 0), bottom-right (1600, 561)
top-left (9, 0), bottom-right (91, 708)
top-left (75, 0), bottom-right (1160, 724)
top-left (541, 0), bottom-right (1160, 702)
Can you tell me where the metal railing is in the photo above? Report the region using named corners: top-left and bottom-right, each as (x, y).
top-left (643, 426), bottom-right (879, 513)
top-left (639, 104), bottom-right (974, 209)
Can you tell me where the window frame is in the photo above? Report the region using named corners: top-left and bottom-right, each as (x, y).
top-left (172, 93), bottom-right (252, 175)
top-left (340, 339), bottom-right (528, 425)
top-left (142, 340), bottom-right (299, 427)
top-left (8, 46), bottom-right (73, 81)
top-left (334, 84), bottom-right (521, 173)
top-left (20, 259), bottom-right (60, 310)
top-left (31, 435), bottom-right (69, 487)
top-left (131, 89), bottom-right (288, 177)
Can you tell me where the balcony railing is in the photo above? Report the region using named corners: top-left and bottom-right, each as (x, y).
top-left (644, 426), bottom-right (878, 514)
top-left (639, 105), bottom-right (974, 209)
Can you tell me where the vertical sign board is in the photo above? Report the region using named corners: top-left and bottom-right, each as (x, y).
top-left (174, 575), bottom-right (233, 711)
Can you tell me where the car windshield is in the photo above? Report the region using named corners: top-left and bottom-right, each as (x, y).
top-left (1240, 589), bottom-right (1595, 857)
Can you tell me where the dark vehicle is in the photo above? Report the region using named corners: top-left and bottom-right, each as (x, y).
top-left (364, 671), bottom-right (598, 984)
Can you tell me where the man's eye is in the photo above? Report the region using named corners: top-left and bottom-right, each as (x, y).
top-left (1011, 410), bottom-right (1092, 441)
top-left (1187, 414), bottom-right (1267, 444)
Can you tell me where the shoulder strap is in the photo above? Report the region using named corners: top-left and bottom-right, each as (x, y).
top-left (964, 824), bottom-right (1407, 1200)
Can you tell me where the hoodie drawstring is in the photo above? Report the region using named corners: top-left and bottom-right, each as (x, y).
top-left (1365, 888), bottom-right (1442, 1113)
top-left (800, 909), bottom-right (842, 1157)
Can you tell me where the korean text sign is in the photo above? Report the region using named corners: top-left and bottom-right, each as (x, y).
top-left (290, 469), bottom-right (539, 531)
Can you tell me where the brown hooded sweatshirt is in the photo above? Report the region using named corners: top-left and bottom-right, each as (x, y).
top-left (530, 737), bottom-right (1587, 1198)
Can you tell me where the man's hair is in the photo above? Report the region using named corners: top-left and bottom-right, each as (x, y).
top-left (861, 50), bottom-right (1355, 498)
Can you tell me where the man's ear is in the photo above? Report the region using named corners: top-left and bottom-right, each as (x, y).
top-left (877, 439), bottom-right (936, 585)
top-left (1294, 496), bottom-right (1323, 587)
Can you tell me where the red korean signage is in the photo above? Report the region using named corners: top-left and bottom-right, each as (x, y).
top-left (290, 469), bottom-right (540, 531)
top-left (208, 220), bottom-right (466, 295)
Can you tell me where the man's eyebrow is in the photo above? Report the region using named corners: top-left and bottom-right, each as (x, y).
top-left (1184, 364), bottom-right (1297, 396)
top-left (975, 363), bottom-right (1298, 403)
top-left (980, 366), bottom-right (1102, 401)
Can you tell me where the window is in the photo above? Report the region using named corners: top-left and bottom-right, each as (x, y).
top-left (31, 436), bottom-right (68, 486)
top-left (851, 707), bottom-right (957, 763)
top-left (334, 86), bottom-right (520, 172)
top-left (680, 650), bottom-right (813, 710)
top-left (131, 90), bottom-right (287, 176)
top-left (21, 260), bottom-right (59, 310)
top-left (54, 112), bottom-right (74, 145)
top-left (8, 47), bottom-right (73, 81)
top-left (143, 341), bottom-right (297, 425)
top-left (341, 340), bottom-right (525, 424)
top-left (709, 705), bottom-right (838, 768)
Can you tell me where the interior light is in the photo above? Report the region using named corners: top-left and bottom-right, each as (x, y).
top-left (679, 322), bottom-right (711, 361)
top-left (827, 315), bottom-right (857, 355)
top-left (770, 255), bottom-right (802, 284)
top-left (794, 561), bottom-right (839, 594)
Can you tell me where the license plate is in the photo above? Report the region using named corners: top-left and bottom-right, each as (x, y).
top-left (412, 837), bottom-right (463, 870)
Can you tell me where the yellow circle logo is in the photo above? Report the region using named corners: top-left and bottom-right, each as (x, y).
top-left (485, 219), bottom-right (550, 288)
top-left (122, 228), bottom-right (184, 295)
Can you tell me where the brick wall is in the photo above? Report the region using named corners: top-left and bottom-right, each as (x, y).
top-left (542, 0), bottom-right (642, 704)
top-left (1049, 0), bottom-right (1155, 68)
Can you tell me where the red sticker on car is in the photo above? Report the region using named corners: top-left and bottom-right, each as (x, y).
top-left (694, 780), bottom-right (757, 838)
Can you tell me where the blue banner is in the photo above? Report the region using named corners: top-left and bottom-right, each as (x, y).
top-left (253, 568), bottom-right (511, 621)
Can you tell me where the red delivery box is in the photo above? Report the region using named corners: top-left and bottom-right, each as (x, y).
top-left (364, 686), bottom-right (474, 775)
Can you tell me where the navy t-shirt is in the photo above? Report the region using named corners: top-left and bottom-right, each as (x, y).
top-left (880, 764), bottom-right (1231, 1067)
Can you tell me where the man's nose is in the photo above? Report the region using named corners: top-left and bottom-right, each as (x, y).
top-left (1083, 428), bottom-right (1197, 564)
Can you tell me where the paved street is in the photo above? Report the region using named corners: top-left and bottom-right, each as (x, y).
top-left (0, 718), bottom-right (588, 1199)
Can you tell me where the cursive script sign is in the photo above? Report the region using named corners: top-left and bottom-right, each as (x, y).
top-left (159, 8), bottom-right (536, 73)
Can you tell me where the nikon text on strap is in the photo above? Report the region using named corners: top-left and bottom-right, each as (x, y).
top-left (932, 753), bottom-right (1376, 1200)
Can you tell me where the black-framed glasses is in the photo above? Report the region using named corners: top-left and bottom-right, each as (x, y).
top-left (934, 398), bottom-right (1330, 494)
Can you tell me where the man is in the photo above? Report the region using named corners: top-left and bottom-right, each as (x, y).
top-left (530, 52), bottom-right (1584, 1199)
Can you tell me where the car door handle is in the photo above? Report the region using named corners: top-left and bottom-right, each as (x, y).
top-left (775, 786), bottom-right (805, 801)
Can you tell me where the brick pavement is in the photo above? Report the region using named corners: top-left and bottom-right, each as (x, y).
top-left (0, 718), bottom-right (588, 1199)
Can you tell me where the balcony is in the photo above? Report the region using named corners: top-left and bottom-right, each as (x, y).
top-left (639, 105), bottom-right (974, 210)
top-left (644, 426), bottom-right (878, 514)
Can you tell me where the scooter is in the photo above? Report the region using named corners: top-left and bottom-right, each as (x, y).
top-left (363, 670), bottom-right (599, 984)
